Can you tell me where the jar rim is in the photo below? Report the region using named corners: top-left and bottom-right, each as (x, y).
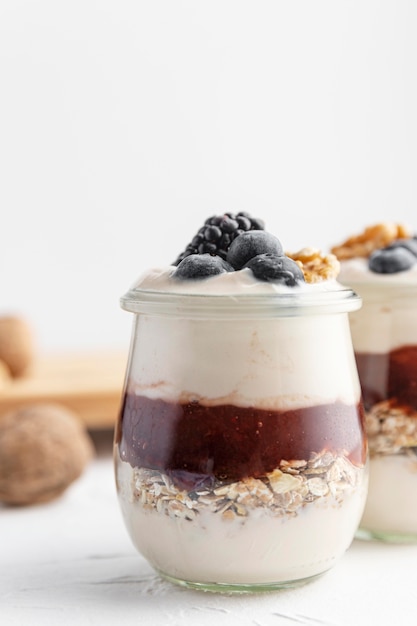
top-left (120, 286), bottom-right (362, 318)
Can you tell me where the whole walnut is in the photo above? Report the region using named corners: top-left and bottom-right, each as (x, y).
top-left (0, 404), bottom-right (94, 505)
top-left (0, 316), bottom-right (35, 377)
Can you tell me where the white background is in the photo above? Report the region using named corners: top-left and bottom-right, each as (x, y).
top-left (1, 0), bottom-right (416, 353)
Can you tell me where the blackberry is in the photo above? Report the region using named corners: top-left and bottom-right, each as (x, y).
top-left (173, 212), bottom-right (265, 265)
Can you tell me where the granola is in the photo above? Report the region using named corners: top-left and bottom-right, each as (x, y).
top-left (331, 223), bottom-right (411, 260)
top-left (287, 248), bottom-right (340, 283)
top-left (129, 450), bottom-right (361, 523)
top-left (365, 400), bottom-right (417, 456)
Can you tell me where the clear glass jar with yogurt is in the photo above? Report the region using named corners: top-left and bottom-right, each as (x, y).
top-left (340, 272), bottom-right (417, 542)
top-left (114, 269), bottom-right (368, 592)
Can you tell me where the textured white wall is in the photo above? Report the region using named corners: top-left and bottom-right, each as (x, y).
top-left (1, 1), bottom-right (416, 352)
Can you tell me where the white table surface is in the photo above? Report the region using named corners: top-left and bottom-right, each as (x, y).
top-left (2, 436), bottom-right (416, 626)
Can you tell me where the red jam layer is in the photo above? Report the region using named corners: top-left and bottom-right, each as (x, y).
top-left (116, 394), bottom-right (366, 487)
top-left (355, 345), bottom-right (417, 411)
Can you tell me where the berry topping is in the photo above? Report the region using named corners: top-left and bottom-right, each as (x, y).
top-left (368, 247), bottom-right (415, 274)
top-left (173, 212), bottom-right (265, 265)
top-left (243, 254), bottom-right (305, 285)
top-left (172, 254), bottom-right (234, 280)
top-left (226, 231), bottom-right (284, 270)
top-left (385, 238), bottom-right (417, 257)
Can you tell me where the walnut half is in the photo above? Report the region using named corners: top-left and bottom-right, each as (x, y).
top-left (331, 223), bottom-right (412, 260)
top-left (287, 248), bottom-right (340, 283)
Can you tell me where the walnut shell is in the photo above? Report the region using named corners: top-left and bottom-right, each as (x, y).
top-left (0, 316), bottom-right (35, 377)
top-left (0, 404), bottom-right (94, 505)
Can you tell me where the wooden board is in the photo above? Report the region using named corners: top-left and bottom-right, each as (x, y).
top-left (0, 352), bottom-right (128, 429)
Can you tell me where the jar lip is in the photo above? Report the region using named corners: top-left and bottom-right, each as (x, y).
top-left (120, 286), bottom-right (362, 318)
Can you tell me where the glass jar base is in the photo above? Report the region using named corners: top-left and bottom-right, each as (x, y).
top-left (356, 527), bottom-right (417, 544)
top-left (157, 568), bottom-right (327, 594)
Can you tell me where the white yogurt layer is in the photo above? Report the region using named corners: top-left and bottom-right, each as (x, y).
top-left (116, 457), bottom-right (367, 586)
top-left (132, 265), bottom-right (344, 295)
top-left (339, 258), bottom-right (417, 287)
top-left (125, 267), bottom-right (361, 410)
top-left (360, 455), bottom-right (417, 537)
top-left (339, 258), bottom-right (417, 353)
top-left (127, 311), bottom-right (360, 410)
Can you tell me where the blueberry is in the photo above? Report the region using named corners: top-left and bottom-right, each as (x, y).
top-left (226, 231), bottom-right (284, 269)
top-left (172, 254), bottom-right (234, 280)
top-left (368, 247), bottom-right (415, 274)
top-left (386, 238), bottom-right (417, 257)
top-left (243, 254), bottom-right (305, 285)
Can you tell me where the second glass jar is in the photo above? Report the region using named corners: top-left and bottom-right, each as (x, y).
top-left (347, 281), bottom-right (417, 542)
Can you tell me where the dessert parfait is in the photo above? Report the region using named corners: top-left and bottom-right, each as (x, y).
top-left (114, 213), bottom-right (368, 591)
top-left (332, 223), bottom-right (417, 541)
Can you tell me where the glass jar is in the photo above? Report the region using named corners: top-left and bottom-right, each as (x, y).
top-left (114, 285), bottom-right (368, 592)
top-left (345, 281), bottom-right (417, 542)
